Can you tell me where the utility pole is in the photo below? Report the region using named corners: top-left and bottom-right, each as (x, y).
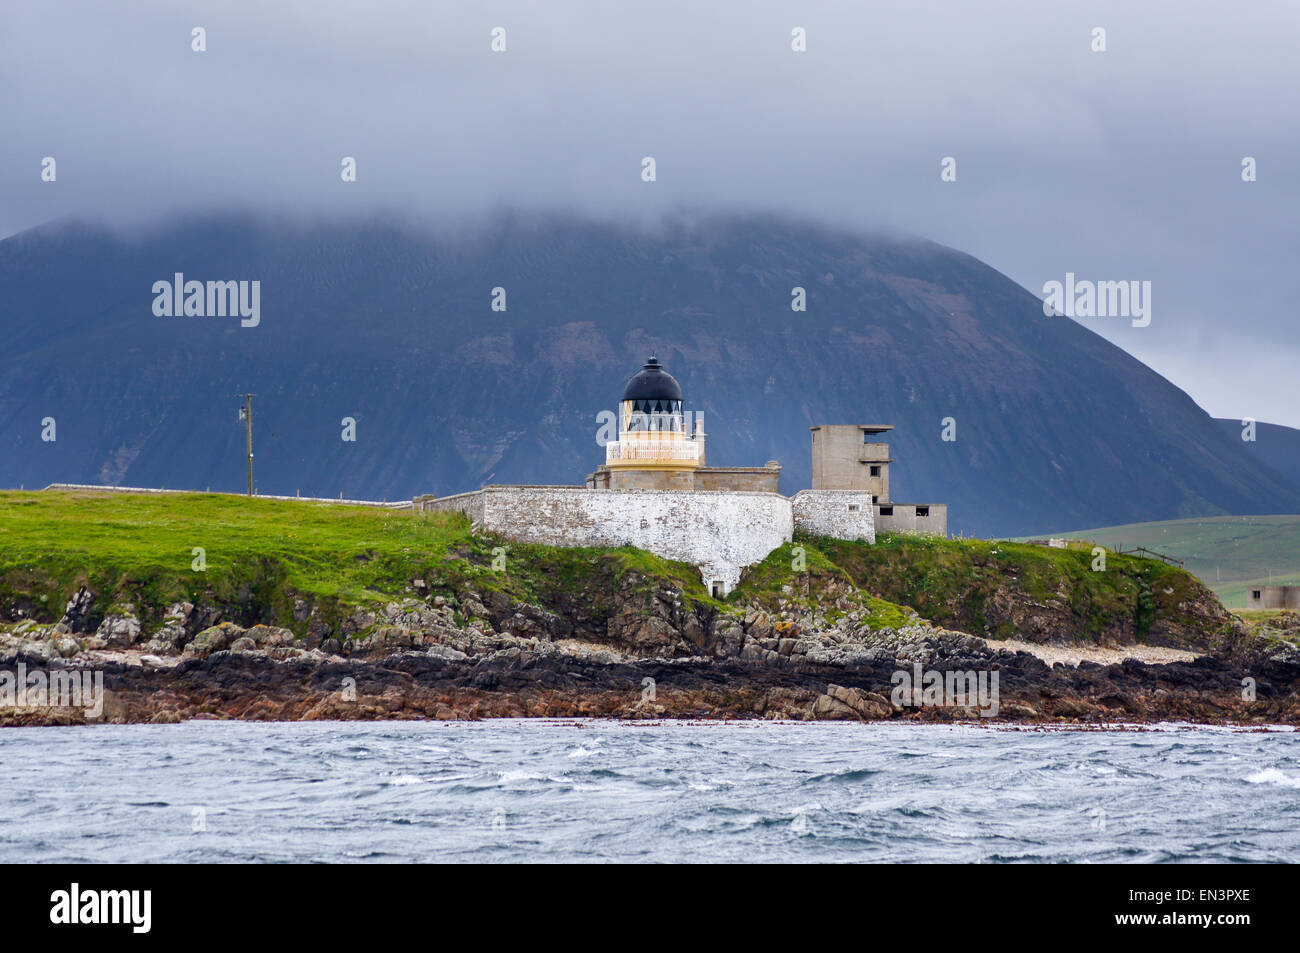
top-left (237, 394), bottom-right (255, 495)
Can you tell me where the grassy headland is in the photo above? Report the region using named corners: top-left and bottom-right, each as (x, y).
top-left (0, 489), bottom-right (726, 637)
top-left (0, 490), bottom-right (1238, 652)
top-left (5, 490), bottom-right (1299, 727)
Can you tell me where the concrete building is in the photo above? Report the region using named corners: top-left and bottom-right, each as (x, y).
top-left (416, 357), bottom-right (946, 594)
top-left (1246, 585), bottom-right (1300, 610)
top-left (810, 424), bottom-right (947, 536)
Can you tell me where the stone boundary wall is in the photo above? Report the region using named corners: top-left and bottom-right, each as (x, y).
top-left (414, 489), bottom-right (486, 525)
top-left (790, 490), bottom-right (876, 542)
top-left (462, 486), bottom-right (793, 593)
top-left (414, 483), bottom-right (946, 592)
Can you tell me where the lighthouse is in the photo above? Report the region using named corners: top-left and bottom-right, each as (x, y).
top-left (596, 356), bottom-right (707, 490)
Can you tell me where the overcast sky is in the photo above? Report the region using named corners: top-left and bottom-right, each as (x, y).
top-left (2, 1), bottom-right (1297, 426)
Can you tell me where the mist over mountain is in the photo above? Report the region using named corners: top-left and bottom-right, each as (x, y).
top-left (1, 213), bottom-right (1295, 538)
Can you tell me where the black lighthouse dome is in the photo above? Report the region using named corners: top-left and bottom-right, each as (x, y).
top-left (622, 356), bottom-right (683, 403)
top-left (620, 356), bottom-right (685, 433)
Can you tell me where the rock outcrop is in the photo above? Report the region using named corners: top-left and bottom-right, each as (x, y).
top-left (2, 518), bottom-right (1297, 729)
top-left (1, 573), bottom-right (1297, 727)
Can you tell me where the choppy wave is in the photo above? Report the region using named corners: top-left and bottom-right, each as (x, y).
top-left (1245, 767), bottom-right (1300, 789)
top-left (0, 720), bottom-right (1296, 862)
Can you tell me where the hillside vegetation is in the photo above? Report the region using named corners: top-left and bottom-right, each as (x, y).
top-left (1028, 515), bottom-right (1300, 607)
top-left (0, 491), bottom-right (1236, 652)
top-left (803, 533), bottom-right (1232, 647)
top-left (0, 489), bottom-right (723, 638)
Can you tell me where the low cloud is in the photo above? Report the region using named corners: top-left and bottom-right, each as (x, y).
top-left (2, 0), bottom-right (1297, 424)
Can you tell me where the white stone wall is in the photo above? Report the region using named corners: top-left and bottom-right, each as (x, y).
top-left (476, 486), bottom-right (793, 593)
top-left (419, 485), bottom-right (891, 593)
top-left (791, 490), bottom-right (876, 543)
top-left (416, 489), bottom-right (485, 525)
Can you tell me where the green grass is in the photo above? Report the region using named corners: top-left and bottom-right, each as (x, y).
top-left (0, 489), bottom-right (722, 633)
top-left (728, 539), bottom-right (918, 631)
top-left (1234, 608), bottom-right (1293, 625)
top-left (0, 490), bottom-right (1228, 648)
top-left (1023, 515), bottom-right (1300, 607)
top-left (799, 532), bottom-right (1207, 644)
top-left (731, 540), bottom-right (849, 601)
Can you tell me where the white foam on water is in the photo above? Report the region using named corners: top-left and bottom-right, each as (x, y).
top-left (498, 770), bottom-right (543, 783)
top-left (1245, 768), bottom-right (1300, 788)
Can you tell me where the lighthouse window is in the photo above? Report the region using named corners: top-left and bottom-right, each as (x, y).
top-left (879, 506), bottom-right (894, 516)
top-left (869, 465), bottom-right (881, 477)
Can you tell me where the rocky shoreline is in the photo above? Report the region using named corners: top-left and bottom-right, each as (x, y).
top-left (3, 584), bottom-right (1298, 727)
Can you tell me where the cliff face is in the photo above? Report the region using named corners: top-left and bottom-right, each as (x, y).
top-left (3, 552), bottom-right (1297, 727)
top-left (3, 214), bottom-right (1297, 537)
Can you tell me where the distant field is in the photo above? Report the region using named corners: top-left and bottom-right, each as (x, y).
top-left (1020, 515), bottom-right (1300, 607)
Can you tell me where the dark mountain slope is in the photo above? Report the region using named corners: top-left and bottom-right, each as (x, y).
top-left (1, 213), bottom-right (1294, 537)
top-left (1214, 418), bottom-right (1300, 488)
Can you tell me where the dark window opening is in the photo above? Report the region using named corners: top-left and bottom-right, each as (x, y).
top-left (916, 506), bottom-right (930, 517)
top-left (1252, 590), bottom-right (1262, 599)
top-left (879, 506), bottom-right (894, 516)
top-left (869, 465), bottom-right (881, 477)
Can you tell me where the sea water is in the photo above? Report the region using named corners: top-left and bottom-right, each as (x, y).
top-left (1, 720), bottom-right (1296, 863)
